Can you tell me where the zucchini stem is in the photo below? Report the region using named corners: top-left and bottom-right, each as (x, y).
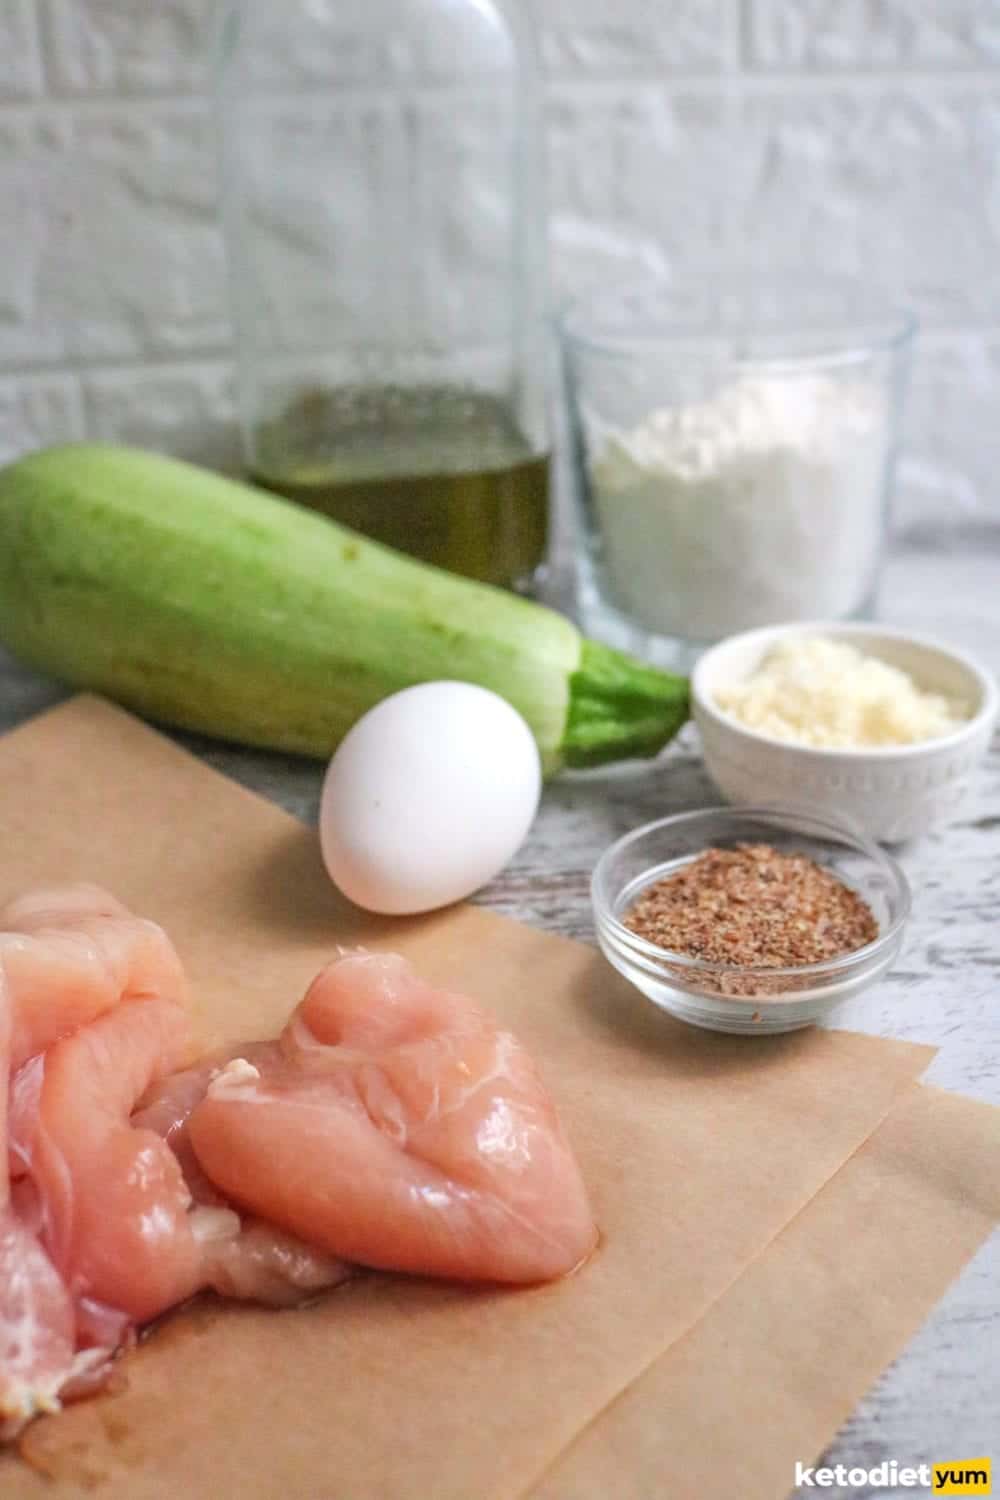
top-left (562, 640), bottom-right (690, 769)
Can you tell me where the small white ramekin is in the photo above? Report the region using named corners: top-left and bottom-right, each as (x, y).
top-left (692, 621), bottom-right (998, 843)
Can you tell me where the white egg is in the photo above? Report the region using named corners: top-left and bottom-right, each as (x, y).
top-left (319, 681), bottom-right (542, 915)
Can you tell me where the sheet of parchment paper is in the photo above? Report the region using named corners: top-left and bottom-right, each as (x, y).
top-left (0, 696), bottom-right (932, 1500)
top-left (532, 1084), bottom-right (1000, 1500)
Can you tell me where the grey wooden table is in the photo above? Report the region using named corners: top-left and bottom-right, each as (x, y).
top-left (1, 536), bottom-right (997, 1498)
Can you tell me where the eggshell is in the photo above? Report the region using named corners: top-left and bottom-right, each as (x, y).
top-left (319, 682), bottom-right (542, 915)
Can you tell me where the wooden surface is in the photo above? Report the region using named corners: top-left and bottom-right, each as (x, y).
top-left (2, 535), bottom-right (998, 1497)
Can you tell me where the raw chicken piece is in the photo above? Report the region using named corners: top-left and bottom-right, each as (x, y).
top-left (3, 889), bottom-right (594, 1442)
top-left (1, 1212), bottom-right (77, 1441)
top-left (194, 1211), bottom-right (351, 1307)
top-left (133, 1056), bottom-right (351, 1306)
top-left (132, 1045), bottom-right (278, 1207)
top-left (13, 999), bottom-right (341, 1330)
top-left (5, 996), bottom-right (345, 1444)
top-left (10, 998), bottom-right (202, 1324)
top-left (1, 992), bottom-right (66, 1440)
top-left (1, 885), bottom-right (351, 1445)
top-left (1, 990), bottom-right (110, 1441)
top-left (0, 1211), bottom-right (112, 1442)
top-left (189, 952), bottom-right (597, 1284)
top-left (2, 983), bottom-right (10, 1191)
top-left (0, 883), bottom-right (201, 1332)
top-left (1, 883), bottom-right (188, 1074)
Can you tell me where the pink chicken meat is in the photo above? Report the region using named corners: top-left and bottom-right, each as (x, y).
top-left (2, 885), bottom-right (189, 1077)
top-left (186, 952), bottom-right (597, 1284)
top-left (1, 884), bottom-right (191, 1437)
top-left (12, 998), bottom-right (204, 1326)
top-left (1, 887), bottom-right (346, 1439)
top-left (1, 994), bottom-right (84, 1441)
top-left (3, 889), bottom-right (595, 1442)
top-left (132, 1050), bottom-right (349, 1308)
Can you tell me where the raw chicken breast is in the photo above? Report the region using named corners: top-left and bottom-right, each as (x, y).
top-left (1, 996), bottom-right (58, 1440)
top-left (1, 983), bottom-right (108, 1440)
top-left (133, 1055), bottom-right (351, 1307)
top-left (0, 1207), bottom-right (113, 1442)
top-left (1, 1211), bottom-right (80, 1442)
top-left (1, 885), bottom-right (197, 1439)
top-left (1, 884), bottom-right (188, 1074)
top-left (3, 887), bottom-right (595, 1442)
top-left (199, 1216), bottom-right (351, 1307)
top-left (131, 1044), bottom-right (278, 1207)
top-left (13, 997), bottom-right (346, 1326)
top-left (10, 998), bottom-right (202, 1324)
top-left (189, 952), bottom-right (597, 1284)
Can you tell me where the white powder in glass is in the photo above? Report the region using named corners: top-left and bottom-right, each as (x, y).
top-left (588, 373), bottom-right (891, 641)
top-left (716, 636), bottom-right (969, 747)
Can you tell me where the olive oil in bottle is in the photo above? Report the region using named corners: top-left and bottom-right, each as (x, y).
top-left (251, 386), bottom-right (549, 590)
top-left (214, 0), bottom-right (551, 592)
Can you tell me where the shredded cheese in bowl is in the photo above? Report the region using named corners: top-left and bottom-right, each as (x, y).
top-left (715, 636), bottom-right (970, 748)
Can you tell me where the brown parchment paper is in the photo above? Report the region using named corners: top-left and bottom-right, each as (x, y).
top-left (532, 1083), bottom-right (1000, 1500)
top-left (0, 696), bottom-right (933, 1500)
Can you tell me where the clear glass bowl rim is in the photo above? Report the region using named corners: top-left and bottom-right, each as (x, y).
top-left (560, 272), bottom-right (918, 372)
top-left (591, 804), bottom-right (912, 982)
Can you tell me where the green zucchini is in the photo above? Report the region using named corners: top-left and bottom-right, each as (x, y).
top-left (0, 444), bottom-right (689, 773)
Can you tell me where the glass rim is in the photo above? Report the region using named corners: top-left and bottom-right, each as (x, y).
top-left (591, 804), bottom-right (912, 982)
top-left (560, 273), bottom-right (918, 372)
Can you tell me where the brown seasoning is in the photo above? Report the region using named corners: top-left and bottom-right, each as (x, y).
top-left (624, 843), bottom-right (879, 999)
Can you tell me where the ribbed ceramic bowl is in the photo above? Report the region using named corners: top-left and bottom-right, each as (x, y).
top-left (592, 806), bottom-right (910, 1035)
top-left (692, 622), bottom-right (998, 843)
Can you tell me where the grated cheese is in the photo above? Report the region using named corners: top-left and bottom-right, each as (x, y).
top-left (715, 636), bottom-right (970, 748)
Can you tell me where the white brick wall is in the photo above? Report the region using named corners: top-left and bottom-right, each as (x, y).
top-left (1, 0), bottom-right (998, 533)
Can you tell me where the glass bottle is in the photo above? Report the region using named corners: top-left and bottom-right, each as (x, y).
top-left (213, 0), bottom-right (550, 591)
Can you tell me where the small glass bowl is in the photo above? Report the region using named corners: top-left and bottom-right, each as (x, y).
top-left (591, 805), bottom-right (910, 1035)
